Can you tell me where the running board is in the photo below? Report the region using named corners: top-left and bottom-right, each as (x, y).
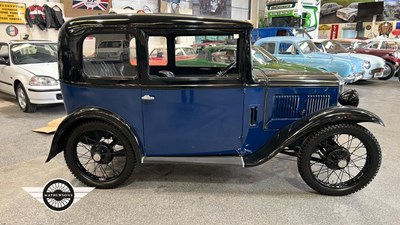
top-left (141, 156), bottom-right (244, 167)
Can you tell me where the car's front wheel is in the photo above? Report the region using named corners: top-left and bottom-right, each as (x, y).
top-left (64, 121), bottom-right (137, 188)
top-left (380, 61), bottom-right (395, 80)
top-left (16, 83), bottom-right (36, 113)
top-left (298, 123), bottom-right (381, 196)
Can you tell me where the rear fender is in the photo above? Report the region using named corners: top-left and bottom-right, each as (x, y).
top-left (45, 107), bottom-right (142, 162)
top-left (243, 106), bottom-right (384, 167)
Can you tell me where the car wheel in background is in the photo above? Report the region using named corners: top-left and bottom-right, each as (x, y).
top-left (380, 61), bottom-right (395, 80)
top-left (348, 15), bottom-right (356, 23)
top-left (16, 83), bottom-right (37, 113)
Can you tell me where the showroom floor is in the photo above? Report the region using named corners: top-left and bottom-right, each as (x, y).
top-left (0, 78), bottom-right (399, 225)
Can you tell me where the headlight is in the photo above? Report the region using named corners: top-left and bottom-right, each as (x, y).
top-left (363, 60), bottom-right (371, 69)
top-left (29, 76), bottom-right (58, 86)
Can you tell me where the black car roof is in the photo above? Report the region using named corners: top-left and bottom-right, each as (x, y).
top-left (64, 13), bottom-right (253, 32)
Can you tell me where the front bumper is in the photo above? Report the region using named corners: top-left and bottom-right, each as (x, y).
top-left (27, 86), bottom-right (63, 105)
top-left (343, 72), bottom-right (364, 83)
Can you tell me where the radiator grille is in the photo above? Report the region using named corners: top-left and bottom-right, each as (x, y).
top-left (306, 95), bottom-right (330, 115)
top-left (272, 95), bottom-right (300, 118)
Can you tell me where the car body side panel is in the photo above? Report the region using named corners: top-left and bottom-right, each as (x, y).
top-left (142, 87), bottom-right (244, 156)
top-left (61, 83), bottom-right (144, 148)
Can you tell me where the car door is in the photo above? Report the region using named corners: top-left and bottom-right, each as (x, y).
top-left (141, 34), bottom-right (244, 156)
top-left (0, 43), bottom-right (14, 95)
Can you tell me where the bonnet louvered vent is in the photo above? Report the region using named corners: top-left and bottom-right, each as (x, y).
top-left (273, 95), bottom-right (300, 118)
top-left (306, 95), bottom-right (330, 115)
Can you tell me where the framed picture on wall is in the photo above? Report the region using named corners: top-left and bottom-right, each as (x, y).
top-left (63, 0), bottom-right (112, 17)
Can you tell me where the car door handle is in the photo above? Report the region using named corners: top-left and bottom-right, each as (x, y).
top-left (141, 95), bottom-right (155, 101)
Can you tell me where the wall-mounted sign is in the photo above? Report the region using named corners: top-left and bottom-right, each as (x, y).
top-left (330, 24), bottom-right (339, 39)
top-left (72, 0), bottom-right (109, 11)
top-left (6, 25), bottom-right (18, 36)
top-left (366, 25), bottom-right (372, 30)
top-left (0, 2), bottom-right (26, 24)
top-left (319, 24), bottom-right (331, 30)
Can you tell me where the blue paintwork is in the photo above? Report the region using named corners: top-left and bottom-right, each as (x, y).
top-left (61, 83), bottom-right (340, 157)
top-left (254, 37), bottom-right (365, 81)
top-left (241, 86), bottom-right (339, 154)
top-left (61, 84), bottom-right (145, 151)
top-left (251, 27), bottom-right (294, 43)
top-left (142, 88), bottom-right (244, 156)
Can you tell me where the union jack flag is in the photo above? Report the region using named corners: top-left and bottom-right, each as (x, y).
top-left (72, 0), bottom-right (109, 11)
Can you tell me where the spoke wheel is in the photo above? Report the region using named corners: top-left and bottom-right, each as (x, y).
top-left (298, 123), bottom-right (381, 196)
top-left (16, 83), bottom-right (36, 113)
top-left (64, 121), bottom-right (136, 188)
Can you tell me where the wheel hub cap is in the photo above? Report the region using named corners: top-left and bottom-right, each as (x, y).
top-left (90, 144), bottom-right (113, 164)
top-left (326, 148), bottom-right (350, 170)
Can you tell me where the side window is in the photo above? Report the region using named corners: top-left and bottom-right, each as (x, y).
top-left (0, 44), bottom-right (9, 63)
top-left (148, 36), bottom-right (168, 66)
top-left (260, 42), bottom-right (275, 54)
top-left (0, 44), bottom-right (8, 56)
top-left (368, 41), bottom-right (379, 49)
top-left (148, 34), bottom-right (240, 79)
top-left (278, 42), bottom-right (297, 54)
top-left (82, 34), bottom-right (137, 78)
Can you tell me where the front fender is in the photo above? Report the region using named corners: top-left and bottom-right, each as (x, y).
top-left (45, 107), bottom-right (142, 163)
top-left (243, 106), bottom-right (384, 167)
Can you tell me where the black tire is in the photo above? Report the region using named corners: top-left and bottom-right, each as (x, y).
top-left (380, 61), bottom-right (395, 80)
top-left (298, 123), bottom-right (381, 196)
top-left (64, 121), bottom-right (137, 189)
top-left (16, 83), bottom-right (36, 113)
top-left (348, 15), bottom-right (356, 23)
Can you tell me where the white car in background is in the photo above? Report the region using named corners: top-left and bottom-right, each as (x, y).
top-left (336, 2), bottom-right (360, 22)
top-left (0, 41), bottom-right (62, 112)
top-left (313, 39), bottom-right (385, 80)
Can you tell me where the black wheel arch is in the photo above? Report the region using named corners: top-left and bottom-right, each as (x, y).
top-left (45, 107), bottom-right (142, 163)
top-left (243, 106), bottom-right (384, 167)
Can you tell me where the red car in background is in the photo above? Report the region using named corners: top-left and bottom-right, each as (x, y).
top-left (337, 38), bottom-right (400, 80)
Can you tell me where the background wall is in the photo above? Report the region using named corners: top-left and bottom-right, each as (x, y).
top-left (0, 0), bottom-right (65, 42)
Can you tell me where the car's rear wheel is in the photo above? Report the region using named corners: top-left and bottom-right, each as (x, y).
top-left (64, 121), bottom-right (136, 188)
top-left (298, 123), bottom-right (381, 196)
top-left (380, 61), bottom-right (395, 80)
top-left (16, 83), bottom-right (36, 113)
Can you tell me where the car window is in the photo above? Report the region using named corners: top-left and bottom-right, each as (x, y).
top-left (0, 44), bottom-right (8, 56)
top-left (368, 41), bottom-right (380, 49)
top-left (260, 42), bottom-right (275, 54)
top-left (82, 34), bottom-right (137, 79)
top-left (148, 36), bottom-right (168, 66)
top-left (323, 41), bottom-right (346, 53)
top-left (278, 42), bottom-right (298, 55)
top-left (298, 40), bottom-right (319, 54)
top-left (148, 34), bottom-right (240, 79)
top-left (11, 43), bottom-right (57, 65)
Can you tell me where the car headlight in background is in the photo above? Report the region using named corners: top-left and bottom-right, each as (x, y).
top-left (29, 76), bottom-right (58, 86)
top-left (363, 60), bottom-right (371, 69)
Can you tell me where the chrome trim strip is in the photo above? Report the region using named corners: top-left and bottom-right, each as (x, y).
top-left (142, 156), bottom-right (243, 166)
top-left (266, 74), bottom-right (340, 87)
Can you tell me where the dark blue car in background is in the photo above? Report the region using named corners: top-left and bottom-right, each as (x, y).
top-left (46, 14), bottom-right (383, 196)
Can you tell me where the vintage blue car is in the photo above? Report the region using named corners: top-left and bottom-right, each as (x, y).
top-left (254, 36), bottom-right (370, 83)
top-left (46, 14), bottom-right (383, 196)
